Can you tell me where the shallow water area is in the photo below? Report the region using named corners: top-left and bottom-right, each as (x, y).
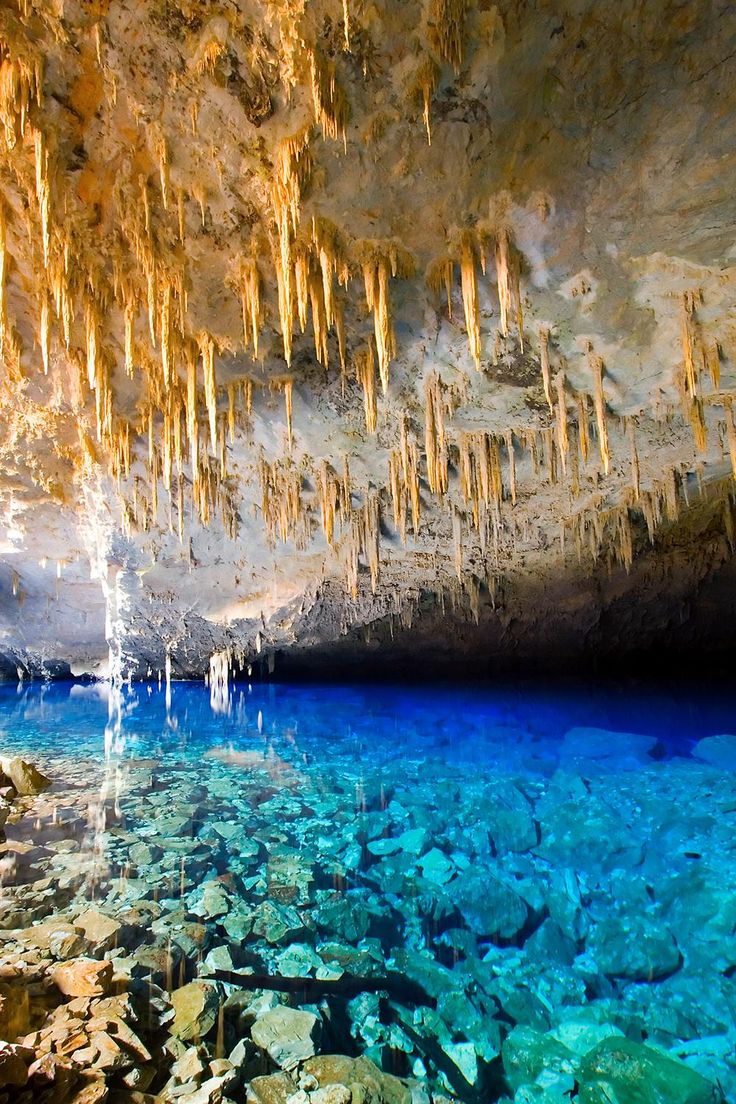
top-left (1, 677), bottom-right (735, 1104)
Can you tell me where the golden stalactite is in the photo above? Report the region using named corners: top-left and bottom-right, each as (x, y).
top-left (271, 127), bottom-right (313, 366)
top-left (427, 256), bottom-right (454, 321)
top-left (410, 56), bottom-right (440, 145)
top-left (0, 15), bottom-right (43, 150)
top-left (427, 0), bottom-right (468, 74)
top-left (283, 378), bottom-right (293, 450)
top-left (424, 371), bottom-right (448, 496)
top-left (626, 418), bottom-right (640, 502)
top-left (577, 392), bottom-right (590, 465)
top-left (504, 430), bottom-right (516, 506)
top-left (39, 283), bottom-right (49, 374)
top-left (539, 326), bottom-right (553, 411)
top-left (354, 343), bottom-right (377, 433)
top-left (459, 232), bottom-right (481, 370)
top-left (688, 395), bottom-right (707, 453)
top-left (680, 290), bottom-right (702, 400)
top-left (587, 346), bottom-right (609, 475)
top-left (309, 50), bottom-right (349, 145)
top-left (358, 240), bottom-right (414, 393)
top-left (0, 198), bottom-right (6, 347)
top-left (317, 460), bottom-right (344, 546)
top-left (555, 372), bottom-right (568, 474)
top-left (198, 332), bottom-right (217, 456)
top-left (452, 507), bottom-right (463, 581)
top-left (724, 398), bottom-right (736, 480)
top-left (495, 228), bottom-right (523, 349)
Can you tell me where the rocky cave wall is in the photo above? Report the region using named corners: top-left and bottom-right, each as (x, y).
top-left (0, 0), bottom-right (735, 678)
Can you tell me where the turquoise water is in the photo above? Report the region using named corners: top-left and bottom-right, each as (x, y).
top-left (1, 678), bottom-right (734, 1102)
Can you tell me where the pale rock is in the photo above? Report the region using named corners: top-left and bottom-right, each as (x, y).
top-left (251, 1006), bottom-right (321, 1070)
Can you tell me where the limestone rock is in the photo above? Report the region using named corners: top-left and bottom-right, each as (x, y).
top-left (75, 909), bottom-right (123, 954)
top-left (0, 757), bottom-right (51, 796)
top-left (577, 1036), bottom-right (722, 1104)
top-left (0, 982), bottom-right (31, 1040)
top-left (170, 982), bottom-right (221, 1042)
top-left (251, 1006), bottom-right (321, 1070)
top-left (302, 1056), bottom-right (411, 1104)
top-left (51, 958), bottom-right (114, 997)
top-left (0, 1042), bottom-right (33, 1089)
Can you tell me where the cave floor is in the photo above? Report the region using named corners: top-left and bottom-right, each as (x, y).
top-left (0, 679), bottom-right (733, 1104)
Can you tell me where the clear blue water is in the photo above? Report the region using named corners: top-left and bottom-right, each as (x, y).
top-left (1, 678), bottom-right (734, 1102)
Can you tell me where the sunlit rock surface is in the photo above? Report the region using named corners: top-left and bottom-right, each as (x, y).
top-left (1, 1), bottom-right (735, 676)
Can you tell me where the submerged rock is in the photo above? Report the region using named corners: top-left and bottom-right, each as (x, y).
top-left (302, 1055), bottom-right (412, 1104)
top-left (586, 918), bottom-right (681, 981)
top-left (50, 958), bottom-right (113, 997)
top-left (577, 1036), bottom-right (723, 1103)
top-left (450, 869), bottom-right (529, 941)
top-left (250, 1006), bottom-right (321, 1070)
top-left (692, 735), bottom-right (736, 771)
top-left (170, 982), bottom-right (221, 1042)
top-left (0, 757), bottom-right (51, 796)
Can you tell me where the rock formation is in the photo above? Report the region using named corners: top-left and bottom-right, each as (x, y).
top-left (0, 0), bottom-right (735, 677)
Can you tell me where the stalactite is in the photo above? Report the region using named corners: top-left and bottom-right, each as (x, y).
top-left (725, 399), bottom-right (736, 480)
top-left (555, 372), bottom-right (568, 474)
top-left (680, 291), bottom-right (701, 400)
top-left (627, 418), bottom-right (640, 501)
top-left (198, 332), bottom-right (217, 454)
top-left (284, 378), bottom-right (293, 450)
top-left (577, 393), bottom-right (590, 465)
top-left (707, 340), bottom-right (720, 389)
top-left (343, 0), bottom-right (351, 49)
top-left (186, 343), bottom-right (198, 475)
top-left (427, 256), bottom-right (454, 320)
top-left (309, 51), bottom-right (349, 144)
top-left (495, 229), bottom-right (523, 348)
top-left (0, 200), bottom-right (7, 347)
top-left (688, 396), bottom-right (707, 453)
top-left (32, 126), bottom-right (50, 267)
top-left (355, 344), bottom-right (377, 433)
top-left (411, 56), bottom-right (439, 144)
top-left (459, 233), bottom-right (481, 370)
top-left (452, 507), bottom-right (463, 581)
top-left (239, 259), bottom-right (261, 358)
top-left (428, 0), bottom-right (468, 73)
top-left (504, 430), bottom-right (516, 506)
top-left (160, 281), bottom-right (172, 388)
top-left (424, 372), bottom-right (448, 496)
top-left (588, 347), bottom-right (609, 474)
top-left (38, 285), bottom-right (49, 374)
top-left (539, 327), bottom-right (553, 411)
top-left (359, 242), bottom-right (413, 392)
top-left (271, 128), bottom-right (312, 366)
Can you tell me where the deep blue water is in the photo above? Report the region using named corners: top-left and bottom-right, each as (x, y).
top-left (1, 678), bottom-right (735, 1101)
top-left (0, 676), bottom-right (729, 765)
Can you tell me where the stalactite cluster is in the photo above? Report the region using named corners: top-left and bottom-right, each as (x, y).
top-left (0, 0), bottom-right (734, 637)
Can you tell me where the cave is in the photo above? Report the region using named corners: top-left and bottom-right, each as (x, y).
top-left (0, 2), bottom-right (734, 1102)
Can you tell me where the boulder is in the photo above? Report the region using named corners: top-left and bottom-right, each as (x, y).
top-left (170, 982), bottom-right (220, 1042)
top-left (302, 1055), bottom-right (411, 1104)
top-left (75, 909), bottom-right (122, 953)
top-left (0, 757), bottom-right (51, 796)
top-left (578, 1036), bottom-right (722, 1104)
top-left (450, 869), bottom-right (529, 941)
top-left (0, 1042), bottom-right (33, 1089)
top-left (586, 918), bottom-right (681, 980)
top-left (51, 958), bottom-right (113, 997)
top-left (0, 982), bottom-right (31, 1039)
top-left (692, 734), bottom-right (736, 771)
top-left (251, 1006), bottom-right (320, 1070)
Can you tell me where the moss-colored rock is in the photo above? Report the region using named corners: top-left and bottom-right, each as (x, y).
top-left (577, 1037), bottom-right (722, 1104)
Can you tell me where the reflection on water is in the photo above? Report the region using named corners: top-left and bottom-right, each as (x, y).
top-left (0, 677), bottom-right (734, 1102)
